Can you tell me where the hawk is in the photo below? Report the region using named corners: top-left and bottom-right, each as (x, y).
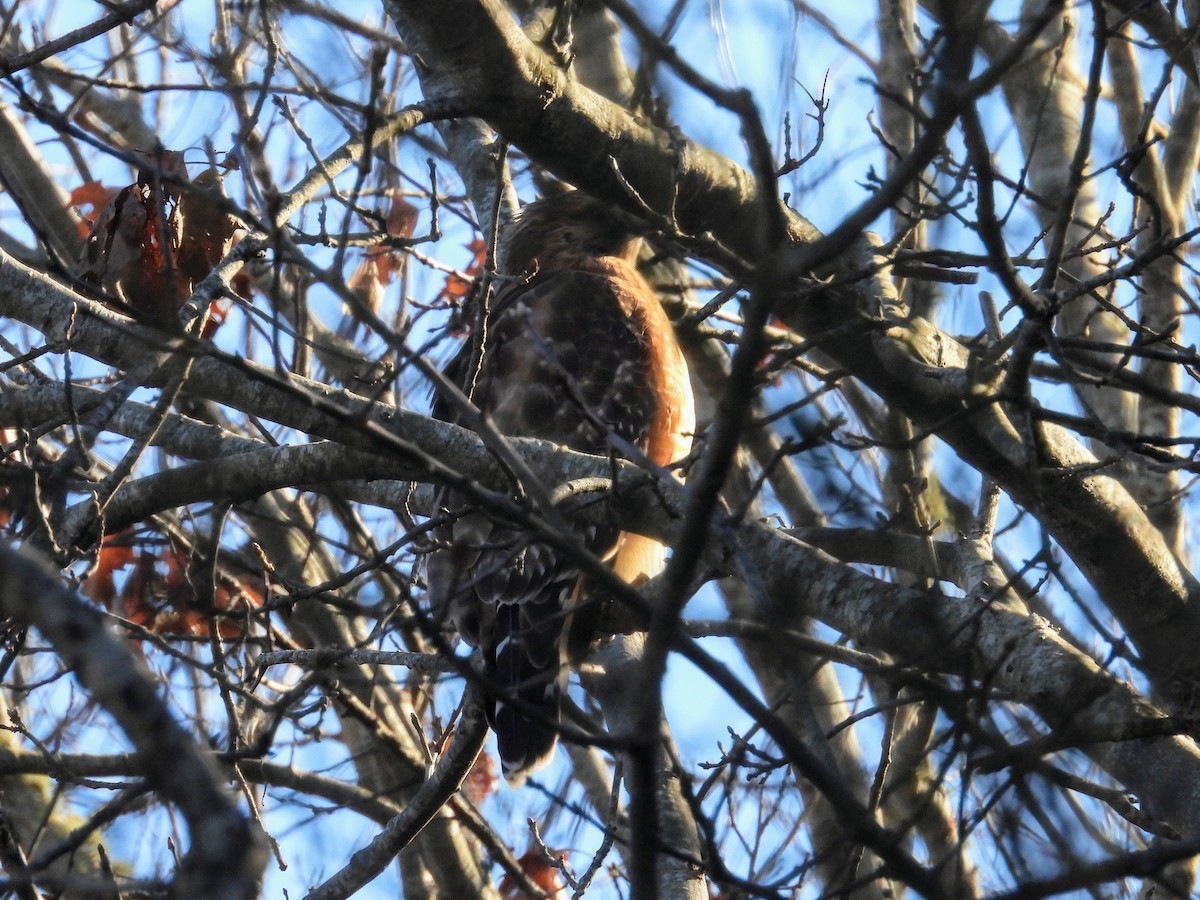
top-left (427, 191), bottom-right (694, 784)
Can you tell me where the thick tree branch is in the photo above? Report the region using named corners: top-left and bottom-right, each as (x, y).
top-left (0, 544), bottom-right (264, 898)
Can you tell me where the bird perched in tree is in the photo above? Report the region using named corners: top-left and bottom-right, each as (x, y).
top-left (427, 191), bottom-right (694, 784)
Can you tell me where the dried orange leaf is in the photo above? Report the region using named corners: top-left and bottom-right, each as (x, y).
top-left (499, 848), bottom-right (566, 898)
top-left (83, 529), bottom-right (137, 607)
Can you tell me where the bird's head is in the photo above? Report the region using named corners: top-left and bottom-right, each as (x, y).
top-left (504, 191), bottom-right (648, 275)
